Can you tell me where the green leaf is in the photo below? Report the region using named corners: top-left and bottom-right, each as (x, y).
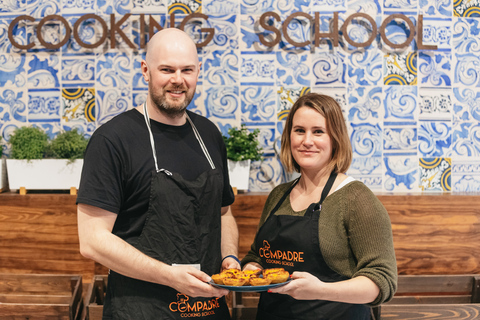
top-left (10, 127), bottom-right (49, 160)
top-left (222, 125), bottom-right (263, 161)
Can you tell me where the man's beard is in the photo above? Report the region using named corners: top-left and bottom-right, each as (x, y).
top-left (150, 84), bottom-right (195, 118)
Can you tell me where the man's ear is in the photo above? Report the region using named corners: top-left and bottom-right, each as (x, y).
top-left (197, 61), bottom-right (202, 81)
top-left (141, 60), bottom-right (149, 82)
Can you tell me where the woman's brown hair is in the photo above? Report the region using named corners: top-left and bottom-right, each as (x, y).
top-left (280, 92), bottom-right (352, 174)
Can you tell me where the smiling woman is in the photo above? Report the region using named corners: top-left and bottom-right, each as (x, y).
top-left (241, 92), bottom-right (397, 320)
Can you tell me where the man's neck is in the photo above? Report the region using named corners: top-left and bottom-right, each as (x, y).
top-left (137, 100), bottom-right (187, 126)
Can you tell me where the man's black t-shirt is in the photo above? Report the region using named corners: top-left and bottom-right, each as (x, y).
top-left (77, 108), bottom-right (235, 242)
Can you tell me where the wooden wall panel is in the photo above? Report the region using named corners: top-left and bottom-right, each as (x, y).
top-left (378, 194), bottom-right (480, 275)
top-left (230, 193), bottom-right (480, 275)
top-left (1, 192), bottom-right (480, 280)
top-left (0, 193), bottom-right (96, 282)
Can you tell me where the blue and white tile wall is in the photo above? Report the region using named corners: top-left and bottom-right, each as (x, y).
top-left (1, 0), bottom-right (480, 193)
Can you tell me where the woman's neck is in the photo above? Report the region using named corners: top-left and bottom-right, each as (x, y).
top-left (297, 168), bottom-right (332, 195)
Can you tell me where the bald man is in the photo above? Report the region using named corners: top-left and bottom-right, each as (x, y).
top-left (77, 28), bottom-right (239, 319)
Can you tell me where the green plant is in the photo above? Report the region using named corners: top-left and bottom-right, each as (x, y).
top-left (10, 126), bottom-right (49, 160)
top-left (50, 129), bottom-right (88, 161)
top-left (223, 125), bottom-right (263, 161)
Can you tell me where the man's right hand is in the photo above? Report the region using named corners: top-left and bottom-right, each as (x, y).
top-left (166, 265), bottom-right (229, 298)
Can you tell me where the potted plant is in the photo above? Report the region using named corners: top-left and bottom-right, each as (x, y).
top-left (0, 138), bottom-right (6, 192)
top-left (6, 127), bottom-right (88, 193)
top-left (223, 125), bottom-right (263, 191)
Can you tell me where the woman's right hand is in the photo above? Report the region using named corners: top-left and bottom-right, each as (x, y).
top-left (242, 262), bottom-right (262, 271)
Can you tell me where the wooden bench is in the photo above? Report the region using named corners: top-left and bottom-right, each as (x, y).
top-left (231, 275), bottom-right (480, 320)
top-left (380, 274), bottom-right (480, 319)
top-left (83, 275), bottom-right (107, 320)
top-left (0, 273), bottom-right (83, 320)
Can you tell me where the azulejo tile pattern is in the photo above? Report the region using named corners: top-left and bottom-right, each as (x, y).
top-left (1, 0), bottom-right (480, 193)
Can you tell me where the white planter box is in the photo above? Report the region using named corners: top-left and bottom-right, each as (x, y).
top-left (228, 159), bottom-right (251, 191)
top-left (0, 158), bottom-right (6, 192)
top-left (6, 159), bottom-right (83, 191)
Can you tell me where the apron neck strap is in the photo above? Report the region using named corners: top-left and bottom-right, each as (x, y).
top-left (308, 171), bottom-right (338, 213)
top-left (269, 178), bottom-right (300, 216)
top-left (142, 102), bottom-right (216, 172)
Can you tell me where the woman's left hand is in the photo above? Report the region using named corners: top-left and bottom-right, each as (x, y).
top-left (268, 271), bottom-right (324, 300)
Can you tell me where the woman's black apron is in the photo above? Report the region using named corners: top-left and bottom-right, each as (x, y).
top-left (102, 104), bottom-right (231, 320)
top-left (254, 172), bottom-right (371, 320)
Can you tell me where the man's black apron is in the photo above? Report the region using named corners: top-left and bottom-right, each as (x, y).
top-left (254, 172), bottom-right (371, 320)
top-left (102, 104), bottom-right (231, 320)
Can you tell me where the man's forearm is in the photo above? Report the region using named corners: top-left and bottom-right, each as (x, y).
top-left (220, 206), bottom-right (239, 258)
top-left (77, 204), bottom-right (173, 286)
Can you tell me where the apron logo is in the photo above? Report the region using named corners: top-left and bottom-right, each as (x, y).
top-left (259, 240), bottom-right (304, 267)
top-left (169, 293), bottom-right (220, 317)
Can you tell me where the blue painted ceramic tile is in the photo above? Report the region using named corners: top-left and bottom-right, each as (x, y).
top-left (240, 0), bottom-right (308, 15)
top-left (0, 0), bottom-right (26, 14)
top-left (28, 88), bottom-right (61, 122)
top-left (96, 52), bottom-right (132, 89)
top-left (204, 85), bottom-right (239, 120)
top-left (59, 15), bottom-right (99, 55)
top-left (384, 51), bottom-right (417, 85)
top-left (453, 18), bottom-right (480, 53)
top-left (200, 14), bottom-right (238, 52)
top-left (240, 52), bottom-right (275, 85)
top-left (348, 48), bottom-right (383, 86)
top-left (0, 53), bottom-right (27, 88)
top-left (26, 0), bottom-right (60, 18)
top-left (421, 17), bottom-right (452, 50)
top-left (168, 0), bottom-right (200, 14)
top-left (203, 0), bottom-right (238, 14)
top-left (239, 14), bottom-right (278, 52)
top-left (96, 88), bottom-right (130, 126)
top-left (187, 85), bottom-right (206, 117)
top-left (454, 52), bottom-right (480, 87)
top-left (348, 86), bottom-right (383, 122)
top-left (35, 122), bottom-right (61, 140)
top-left (454, 0), bottom-right (480, 17)
top-left (418, 120), bottom-right (451, 157)
top-left (203, 50), bottom-right (239, 85)
top-left (249, 157), bottom-right (283, 192)
top-left (452, 160), bottom-right (480, 192)
top-left (418, 87), bottom-right (452, 121)
top-left (240, 85), bottom-right (276, 123)
top-left (380, 14), bottom-right (417, 51)
top-left (312, 0), bottom-right (346, 12)
top-left (418, 51), bottom-right (452, 87)
top-left (27, 53), bottom-right (60, 88)
top-left (452, 87), bottom-right (480, 122)
top-left (62, 88), bottom-right (96, 129)
top-left (420, 0), bottom-right (451, 17)
top-left (62, 0), bottom-right (95, 13)
top-left (347, 0), bottom-right (381, 15)
top-left (350, 122), bottom-right (383, 157)
top-left (97, 0), bottom-right (132, 15)
top-left (383, 86), bottom-right (417, 121)
top-left (384, 125), bottom-right (417, 155)
top-left (383, 156), bottom-right (420, 192)
top-left (384, 0), bottom-right (418, 10)
top-left (0, 16), bottom-right (28, 54)
top-left (275, 50), bottom-right (310, 87)
top-left (62, 56), bottom-right (95, 87)
top-left (240, 124), bottom-right (275, 155)
top-left (0, 88), bottom-right (27, 124)
top-left (131, 0), bottom-right (167, 13)
top-left (419, 157), bottom-right (451, 191)
top-left (451, 121), bottom-right (480, 157)
top-left (312, 50), bottom-right (346, 85)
